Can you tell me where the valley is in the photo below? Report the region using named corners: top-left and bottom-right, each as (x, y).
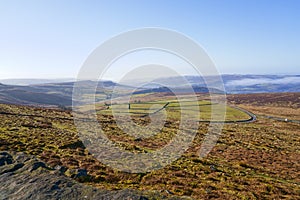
top-left (0, 92), bottom-right (299, 199)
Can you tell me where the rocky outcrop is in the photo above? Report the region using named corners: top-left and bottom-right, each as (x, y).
top-left (0, 151), bottom-right (185, 200)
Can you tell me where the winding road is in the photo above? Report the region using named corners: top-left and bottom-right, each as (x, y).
top-left (1, 104), bottom-right (299, 125)
top-left (196, 106), bottom-right (257, 124)
top-left (143, 102), bottom-right (257, 124)
top-left (259, 115), bottom-right (300, 124)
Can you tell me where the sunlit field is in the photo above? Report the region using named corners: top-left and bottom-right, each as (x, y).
top-left (97, 98), bottom-right (250, 122)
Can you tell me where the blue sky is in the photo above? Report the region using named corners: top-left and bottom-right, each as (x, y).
top-left (0, 0), bottom-right (299, 79)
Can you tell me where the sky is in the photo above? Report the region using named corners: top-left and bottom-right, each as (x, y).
top-left (0, 0), bottom-right (299, 80)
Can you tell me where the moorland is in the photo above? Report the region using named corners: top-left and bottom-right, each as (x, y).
top-left (0, 89), bottom-right (299, 199)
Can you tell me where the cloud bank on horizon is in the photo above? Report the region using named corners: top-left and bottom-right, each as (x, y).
top-left (226, 76), bottom-right (300, 86)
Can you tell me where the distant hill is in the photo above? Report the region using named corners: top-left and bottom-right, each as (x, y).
top-left (141, 74), bottom-right (300, 94)
top-left (133, 85), bottom-right (224, 95)
top-left (0, 79), bottom-right (221, 107)
top-left (0, 83), bottom-right (72, 107)
top-left (0, 81), bottom-right (130, 107)
top-left (1, 75), bottom-right (299, 107)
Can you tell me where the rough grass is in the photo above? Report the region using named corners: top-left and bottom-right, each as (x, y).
top-left (0, 96), bottom-right (299, 199)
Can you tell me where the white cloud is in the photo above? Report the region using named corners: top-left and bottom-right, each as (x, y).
top-left (226, 76), bottom-right (300, 86)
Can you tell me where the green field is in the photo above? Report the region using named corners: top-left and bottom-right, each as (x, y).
top-left (97, 99), bottom-right (250, 122)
